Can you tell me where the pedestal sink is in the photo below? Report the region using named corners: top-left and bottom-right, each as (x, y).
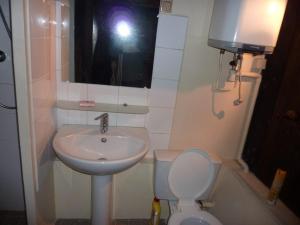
top-left (53, 125), bottom-right (149, 225)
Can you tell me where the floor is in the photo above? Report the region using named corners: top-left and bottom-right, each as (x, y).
top-left (0, 211), bottom-right (27, 225)
top-left (55, 219), bottom-right (167, 225)
top-left (0, 213), bottom-right (167, 225)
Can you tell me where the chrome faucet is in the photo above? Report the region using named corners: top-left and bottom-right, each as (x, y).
top-left (94, 113), bottom-right (109, 133)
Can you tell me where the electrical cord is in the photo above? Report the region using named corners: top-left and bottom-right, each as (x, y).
top-left (0, 2), bottom-right (16, 110)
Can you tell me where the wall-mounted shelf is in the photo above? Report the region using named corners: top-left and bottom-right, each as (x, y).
top-left (56, 100), bottom-right (149, 114)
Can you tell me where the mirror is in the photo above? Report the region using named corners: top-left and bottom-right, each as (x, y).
top-left (65, 0), bottom-right (159, 88)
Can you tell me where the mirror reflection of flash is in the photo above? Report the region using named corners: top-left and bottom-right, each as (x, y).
top-left (116, 21), bottom-right (131, 38)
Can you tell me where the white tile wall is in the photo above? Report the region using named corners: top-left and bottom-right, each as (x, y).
top-left (118, 87), bottom-right (148, 106)
top-left (56, 14), bottom-right (188, 157)
top-left (87, 84), bottom-right (118, 104)
top-left (57, 77), bottom-right (68, 100)
top-left (116, 113), bottom-right (146, 128)
top-left (156, 14), bottom-right (188, 50)
top-left (146, 107), bottom-right (174, 133)
top-left (55, 37), bottom-right (62, 70)
top-left (153, 48), bottom-right (183, 80)
top-left (68, 110), bottom-right (87, 125)
top-left (68, 83), bottom-right (87, 101)
top-left (56, 109), bottom-right (68, 128)
top-left (148, 133), bottom-right (170, 156)
top-left (149, 78), bottom-right (178, 108)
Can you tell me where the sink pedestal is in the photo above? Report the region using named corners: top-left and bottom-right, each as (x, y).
top-left (91, 175), bottom-right (112, 225)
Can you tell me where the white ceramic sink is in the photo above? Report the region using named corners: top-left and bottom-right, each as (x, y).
top-left (53, 125), bottom-right (149, 225)
top-left (53, 125), bottom-right (149, 175)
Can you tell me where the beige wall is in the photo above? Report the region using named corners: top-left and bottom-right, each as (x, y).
top-left (168, 1), bottom-right (293, 224)
top-left (169, 0), bottom-right (258, 159)
top-left (12, 0), bottom-right (57, 224)
top-left (29, 0), bottom-right (57, 223)
top-left (29, 0), bottom-right (57, 167)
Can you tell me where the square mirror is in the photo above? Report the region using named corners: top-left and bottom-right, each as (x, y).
top-left (64, 0), bottom-right (160, 88)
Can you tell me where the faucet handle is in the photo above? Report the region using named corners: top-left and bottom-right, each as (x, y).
top-left (94, 113), bottom-right (109, 121)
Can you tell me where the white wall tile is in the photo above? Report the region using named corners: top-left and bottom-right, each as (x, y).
top-left (149, 133), bottom-right (170, 152)
top-left (57, 79), bottom-right (68, 100)
top-left (156, 14), bottom-right (188, 50)
top-left (55, 37), bottom-right (61, 70)
top-left (146, 107), bottom-right (174, 133)
top-left (147, 132), bottom-right (172, 157)
top-left (68, 110), bottom-right (87, 124)
top-left (68, 83), bottom-right (87, 101)
top-left (55, 1), bottom-right (62, 38)
top-left (149, 79), bottom-right (178, 108)
top-left (118, 87), bottom-right (148, 106)
top-left (87, 84), bottom-right (118, 104)
top-left (31, 37), bottom-right (50, 80)
top-left (117, 114), bottom-right (145, 127)
top-left (87, 111), bottom-right (117, 127)
top-left (29, 0), bottom-right (50, 38)
top-left (56, 109), bottom-right (68, 128)
top-left (153, 48), bottom-right (183, 80)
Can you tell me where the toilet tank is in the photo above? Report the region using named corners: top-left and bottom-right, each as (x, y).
top-left (154, 149), bottom-right (222, 200)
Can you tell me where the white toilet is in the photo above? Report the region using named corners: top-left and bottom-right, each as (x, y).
top-left (154, 149), bottom-right (223, 225)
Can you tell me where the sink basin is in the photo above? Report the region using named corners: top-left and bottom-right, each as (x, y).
top-left (53, 125), bottom-right (149, 175)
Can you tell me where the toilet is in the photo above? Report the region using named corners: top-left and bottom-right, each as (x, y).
top-left (154, 149), bottom-right (223, 225)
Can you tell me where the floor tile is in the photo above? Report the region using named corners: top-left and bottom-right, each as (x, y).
top-left (114, 219), bottom-right (129, 225)
top-left (128, 219), bottom-right (149, 225)
top-left (54, 218), bottom-right (166, 225)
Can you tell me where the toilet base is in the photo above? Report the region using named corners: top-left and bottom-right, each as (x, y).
top-left (167, 201), bottom-right (222, 225)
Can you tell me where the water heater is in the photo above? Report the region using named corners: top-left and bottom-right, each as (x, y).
top-left (208, 0), bottom-right (287, 54)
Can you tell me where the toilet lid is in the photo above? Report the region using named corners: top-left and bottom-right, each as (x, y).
top-left (168, 149), bottom-right (214, 200)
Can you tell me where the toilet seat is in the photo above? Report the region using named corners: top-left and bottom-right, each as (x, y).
top-left (168, 149), bottom-right (215, 203)
top-left (167, 149), bottom-right (223, 225)
top-left (168, 210), bottom-right (222, 225)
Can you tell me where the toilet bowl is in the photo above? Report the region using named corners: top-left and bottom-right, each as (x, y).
top-left (154, 149), bottom-right (223, 225)
top-left (168, 210), bottom-right (222, 225)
